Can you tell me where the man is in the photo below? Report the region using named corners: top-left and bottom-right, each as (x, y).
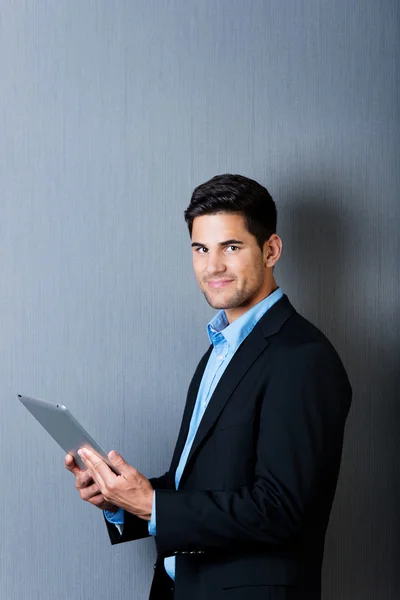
top-left (65, 174), bottom-right (352, 600)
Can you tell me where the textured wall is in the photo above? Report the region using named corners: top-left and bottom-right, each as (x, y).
top-left (0, 1), bottom-right (398, 599)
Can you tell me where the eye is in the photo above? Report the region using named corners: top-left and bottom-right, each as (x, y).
top-left (226, 245), bottom-right (239, 252)
top-left (195, 247), bottom-right (208, 254)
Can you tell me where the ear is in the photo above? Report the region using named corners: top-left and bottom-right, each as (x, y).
top-left (263, 234), bottom-right (282, 268)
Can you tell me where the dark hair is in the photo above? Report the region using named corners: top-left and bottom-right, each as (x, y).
top-left (184, 174), bottom-right (277, 250)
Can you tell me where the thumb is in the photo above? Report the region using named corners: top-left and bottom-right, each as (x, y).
top-left (108, 450), bottom-right (129, 471)
top-left (65, 453), bottom-right (82, 475)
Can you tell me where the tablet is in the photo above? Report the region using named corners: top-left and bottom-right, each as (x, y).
top-left (17, 394), bottom-right (120, 475)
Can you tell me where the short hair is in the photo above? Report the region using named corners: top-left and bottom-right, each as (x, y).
top-left (184, 174), bottom-right (277, 250)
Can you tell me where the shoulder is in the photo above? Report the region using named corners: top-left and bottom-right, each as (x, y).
top-left (272, 311), bottom-right (350, 382)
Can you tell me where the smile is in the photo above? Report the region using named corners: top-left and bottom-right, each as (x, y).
top-left (207, 279), bottom-right (234, 289)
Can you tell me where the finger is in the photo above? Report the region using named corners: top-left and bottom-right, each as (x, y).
top-left (80, 482), bottom-right (101, 502)
top-left (108, 450), bottom-right (128, 472)
top-left (88, 494), bottom-right (109, 508)
top-left (77, 451), bottom-right (96, 480)
top-left (75, 469), bottom-right (94, 490)
top-left (78, 450), bottom-right (108, 490)
top-left (64, 453), bottom-right (82, 476)
top-left (79, 449), bottom-right (115, 488)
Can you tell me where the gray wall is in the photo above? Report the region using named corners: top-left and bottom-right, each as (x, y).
top-left (1, 1), bottom-right (398, 599)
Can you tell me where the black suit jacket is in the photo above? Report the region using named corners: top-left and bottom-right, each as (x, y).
top-left (106, 295), bottom-right (352, 600)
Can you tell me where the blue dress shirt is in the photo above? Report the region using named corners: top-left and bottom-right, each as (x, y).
top-left (105, 288), bottom-right (283, 581)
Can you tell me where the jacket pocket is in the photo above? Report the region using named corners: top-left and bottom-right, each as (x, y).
top-left (202, 554), bottom-right (299, 589)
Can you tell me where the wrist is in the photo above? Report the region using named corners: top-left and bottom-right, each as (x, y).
top-left (142, 489), bottom-right (154, 521)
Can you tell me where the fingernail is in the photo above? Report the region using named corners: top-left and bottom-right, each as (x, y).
top-left (109, 450), bottom-right (118, 458)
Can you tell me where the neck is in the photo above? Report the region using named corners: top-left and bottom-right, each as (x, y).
top-left (225, 279), bottom-right (279, 324)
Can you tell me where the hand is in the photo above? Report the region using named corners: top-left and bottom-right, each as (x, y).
top-left (78, 449), bottom-right (154, 521)
top-left (64, 453), bottom-right (119, 513)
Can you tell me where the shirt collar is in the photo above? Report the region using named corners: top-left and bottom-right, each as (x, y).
top-left (207, 287), bottom-right (283, 350)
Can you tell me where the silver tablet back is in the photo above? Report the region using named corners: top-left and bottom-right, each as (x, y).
top-left (17, 394), bottom-right (119, 473)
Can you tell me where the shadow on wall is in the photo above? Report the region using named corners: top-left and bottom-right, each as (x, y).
top-left (277, 178), bottom-right (400, 600)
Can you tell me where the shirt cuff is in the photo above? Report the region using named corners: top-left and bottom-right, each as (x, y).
top-left (148, 491), bottom-right (156, 536)
top-left (104, 508), bottom-right (124, 535)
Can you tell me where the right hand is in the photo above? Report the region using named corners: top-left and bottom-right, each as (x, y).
top-left (64, 453), bottom-right (119, 513)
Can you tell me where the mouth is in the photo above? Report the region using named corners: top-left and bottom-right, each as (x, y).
top-left (207, 279), bottom-right (234, 289)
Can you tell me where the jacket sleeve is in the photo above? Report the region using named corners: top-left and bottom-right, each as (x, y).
top-left (105, 471), bottom-right (173, 545)
top-left (153, 343), bottom-right (352, 557)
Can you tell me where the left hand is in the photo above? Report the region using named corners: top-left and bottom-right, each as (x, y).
top-left (78, 448), bottom-right (154, 521)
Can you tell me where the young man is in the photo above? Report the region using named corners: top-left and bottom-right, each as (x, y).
top-left (66, 174), bottom-right (352, 600)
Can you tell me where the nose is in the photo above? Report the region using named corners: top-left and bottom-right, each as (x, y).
top-left (205, 250), bottom-right (227, 276)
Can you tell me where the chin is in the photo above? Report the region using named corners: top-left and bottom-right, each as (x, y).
top-left (205, 294), bottom-right (239, 310)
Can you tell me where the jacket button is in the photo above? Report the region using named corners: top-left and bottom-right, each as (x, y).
top-left (153, 563), bottom-right (156, 570)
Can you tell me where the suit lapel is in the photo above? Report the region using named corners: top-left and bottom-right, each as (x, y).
top-left (169, 346), bottom-right (212, 475)
top-left (178, 294), bottom-right (296, 486)
top-left (180, 328), bottom-right (269, 484)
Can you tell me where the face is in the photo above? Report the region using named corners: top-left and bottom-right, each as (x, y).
top-left (191, 213), bottom-right (280, 322)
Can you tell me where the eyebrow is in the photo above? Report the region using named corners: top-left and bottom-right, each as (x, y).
top-left (191, 239), bottom-right (244, 248)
